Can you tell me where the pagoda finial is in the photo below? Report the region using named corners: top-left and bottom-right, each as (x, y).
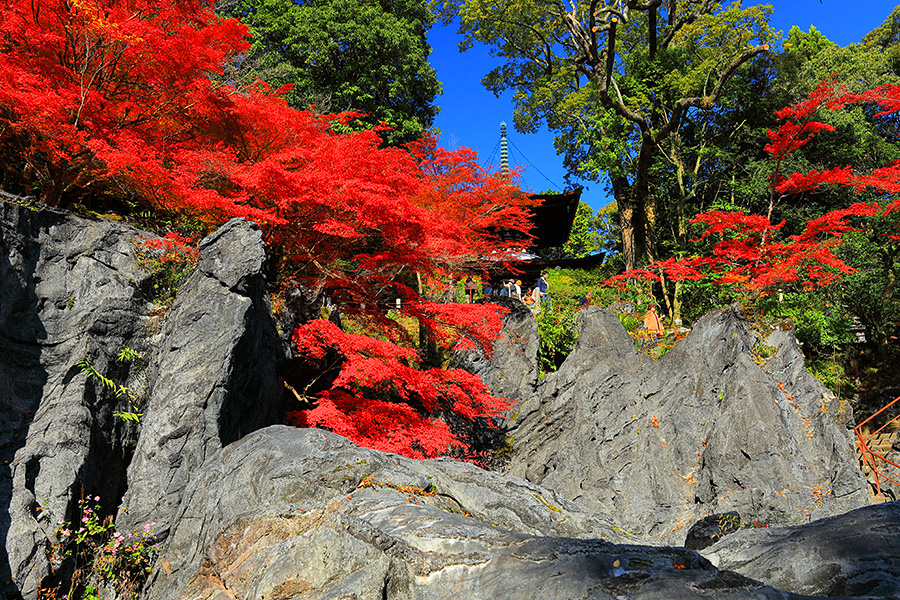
top-left (500, 121), bottom-right (509, 179)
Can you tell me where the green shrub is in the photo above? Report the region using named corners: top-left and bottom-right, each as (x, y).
top-left (617, 313), bottom-right (643, 332)
top-left (536, 305), bottom-right (580, 374)
top-left (545, 264), bottom-right (611, 306)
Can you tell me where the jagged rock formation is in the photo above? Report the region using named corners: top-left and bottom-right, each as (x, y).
top-left (0, 197), bottom-right (286, 598)
top-left (1, 197), bottom-right (158, 598)
top-left (142, 425), bottom-right (827, 600)
top-left (2, 196), bottom-right (894, 600)
top-left (506, 306), bottom-right (870, 543)
top-left (449, 297), bottom-right (540, 410)
top-left (116, 218), bottom-right (286, 536)
top-left (702, 501), bottom-right (900, 597)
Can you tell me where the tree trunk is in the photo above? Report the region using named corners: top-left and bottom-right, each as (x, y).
top-left (631, 133), bottom-right (656, 270)
top-left (877, 246), bottom-right (898, 363)
top-left (610, 174), bottom-right (638, 272)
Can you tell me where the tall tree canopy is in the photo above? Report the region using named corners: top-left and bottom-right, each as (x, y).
top-left (216, 0), bottom-right (441, 145)
top-left (0, 0), bottom-right (535, 459)
top-left (446, 0), bottom-right (775, 271)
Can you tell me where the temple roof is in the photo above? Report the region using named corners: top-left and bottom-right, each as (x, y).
top-left (527, 187), bottom-right (583, 249)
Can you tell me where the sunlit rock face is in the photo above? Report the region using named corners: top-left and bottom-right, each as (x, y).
top-left (506, 305), bottom-right (869, 543)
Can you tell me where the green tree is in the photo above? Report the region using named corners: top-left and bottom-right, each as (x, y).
top-left (447, 0), bottom-right (774, 271)
top-left (561, 200), bottom-right (601, 258)
top-left (217, 0), bottom-right (441, 145)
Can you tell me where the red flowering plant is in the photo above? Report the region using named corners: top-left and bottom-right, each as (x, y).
top-left (132, 232), bottom-right (198, 304)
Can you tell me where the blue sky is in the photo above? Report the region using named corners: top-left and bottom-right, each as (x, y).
top-left (426, 1), bottom-right (900, 210)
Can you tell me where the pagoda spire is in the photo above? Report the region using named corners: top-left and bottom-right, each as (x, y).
top-left (500, 121), bottom-right (509, 179)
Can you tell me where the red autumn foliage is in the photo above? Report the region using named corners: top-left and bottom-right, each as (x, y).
top-left (288, 319), bottom-right (514, 459)
top-left (0, 0), bottom-right (532, 459)
top-left (608, 81), bottom-right (900, 296)
top-left (137, 233), bottom-right (199, 265)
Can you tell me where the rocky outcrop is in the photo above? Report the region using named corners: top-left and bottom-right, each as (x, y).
top-left (4, 195), bottom-right (894, 600)
top-left (1, 197), bottom-right (158, 598)
top-left (449, 297), bottom-right (540, 410)
top-left (0, 198), bottom-right (286, 598)
top-left (143, 425), bottom-right (831, 600)
top-left (506, 306), bottom-right (870, 543)
top-left (702, 501), bottom-right (900, 597)
top-left (117, 218), bottom-right (286, 536)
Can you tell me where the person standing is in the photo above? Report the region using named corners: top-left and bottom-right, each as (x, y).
top-left (578, 291), bottom-right (593, 308)
top-left (537, 270), bottom-right (549, 309)
top-left (514, 280), bottom-right (522, 300)
top-left (538, 271), bottom-right (549, 300)
top-left (530, 286), bottom-right (541, 311)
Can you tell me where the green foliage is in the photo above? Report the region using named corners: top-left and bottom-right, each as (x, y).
top-left (132, 234), bottom-right (198, 306)
top-left (117, 346), bottom-right (142, 363)
top-left (217, 0), bottom-right (440, 145)
top-left (593, 202), bottom-right (620, 256)
top-left (536, 305), bottom-right (580, 374)
top-left (617, 313), bottom-right (643, 333)
top-left (77, 358), bottom-right (137, 402)
top-left (678, 279), bottom-right (743, 326)
top-left (78, 347), bottom-right (145, 423)
top-left (450, 0), bottom-right (775, 269)
top-left (42, 496), bottom-right (159, 600)
top-left (839, 223), bottom-right (900, 355)
top-left (560, 201), bottom-right (602, 259)
top-left (545, 264), bottom-right (613, 307)
top-left (596, 277), bottom-right (658, 314)
top-left (782, 25), bottom-right (834, 63)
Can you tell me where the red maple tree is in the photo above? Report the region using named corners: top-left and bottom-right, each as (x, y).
top-left (0, 0), bottom-right (533, 459)
top-left (607, 80), bottom-right (899, 298)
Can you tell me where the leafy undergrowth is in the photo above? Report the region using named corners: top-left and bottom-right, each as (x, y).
top-left (39, 496), bottom-right (159, 600)
top-left (616, 311), bottom-right (689, 359)
top-left (536, 305), bottom-right (580, 375)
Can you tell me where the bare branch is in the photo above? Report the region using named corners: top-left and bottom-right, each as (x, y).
top-left (660, 0), bottom-right (716, 48)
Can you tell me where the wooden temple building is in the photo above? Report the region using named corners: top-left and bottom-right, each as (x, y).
top-left (485, 186), bottom-right (605, 286)
top-left (481, 123), bottom-right (606, 287)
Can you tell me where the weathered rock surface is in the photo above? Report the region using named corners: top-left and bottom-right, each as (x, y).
top-left (117, 218), bottom-right (286, 536)
top-left (4, 195), bottom-right (896, 600)
top-left (449, 297), bottom-right (540, 410)
top-left (144, 425), bottom-right (839, 600)
top-left (702, 502), bottom-right (900, 597)
top-left (0, 198), bottom-right (286, 598)
top-left (1, 197), bottom-right (157, 598)
top-left (506, 306), bottom-right (870, 543)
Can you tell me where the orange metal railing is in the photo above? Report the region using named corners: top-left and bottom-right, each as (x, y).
top-left (855, 395), bottom-right (900, 498)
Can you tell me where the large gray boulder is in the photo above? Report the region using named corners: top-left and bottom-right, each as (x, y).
top-left (1, 197), bottom-right (157, 598)
top-left (702, 501), bottom-right (900, 597)
top-left (506, 306), bottom-right (870, 543)
top-left (143, 425), bottom-right (836, 600)
top-left (117, 218), bottom-right (286, 535)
